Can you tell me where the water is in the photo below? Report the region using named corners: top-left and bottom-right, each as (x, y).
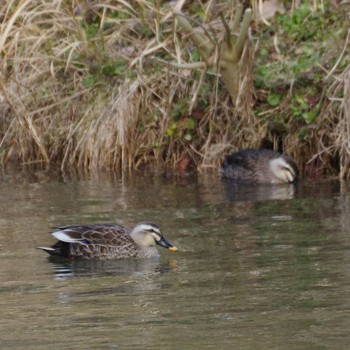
top-left (0, 168), bottom-right (350, 349)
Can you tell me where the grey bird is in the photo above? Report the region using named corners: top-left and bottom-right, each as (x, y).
top-left (220, 149), bottom-right (299, 184)
top-left (38, 222), bottom-right (177, 260)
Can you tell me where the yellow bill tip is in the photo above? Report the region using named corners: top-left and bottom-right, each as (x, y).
top-left (168, 246), bottom-right (178, 252)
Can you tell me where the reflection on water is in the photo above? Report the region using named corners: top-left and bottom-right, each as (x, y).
top-left (49, 256), bottom-right (174, 281)
top-left (0, 169), bottom-right (350, 349)
top-left (221, 179), bottom-right (297, 201)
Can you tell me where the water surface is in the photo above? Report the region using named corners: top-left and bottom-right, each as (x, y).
top-left (0, 169), bottom-right (349, 349)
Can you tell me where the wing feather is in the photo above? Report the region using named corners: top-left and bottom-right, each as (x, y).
top-left (52, 224), bottom-right (134, 247)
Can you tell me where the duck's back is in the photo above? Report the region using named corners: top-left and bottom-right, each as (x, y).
top-left (220, 149), bottom-right (280, 183)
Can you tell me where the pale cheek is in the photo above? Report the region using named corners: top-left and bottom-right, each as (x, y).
top-left (286, 173), bottom-right (294, 182)
top-left (283, 169), bottom-right (295, 182)
top-left (146, 237), bottom-right (156, 246)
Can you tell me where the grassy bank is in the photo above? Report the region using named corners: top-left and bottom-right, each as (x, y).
top-left (0, 0), bottom-right (349, 177)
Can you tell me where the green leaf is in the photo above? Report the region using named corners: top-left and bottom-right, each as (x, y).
top-left (192, 50), bottom-right (201, 62)
top-left (102, 65), bottom-right (114, 76)
top-left (184, 118), bottom-right (195, 130)
top-left (256, 66), bottom-right (269, 78)
top-left (85, 23), bottom-right (99, 38)
top-left (83, 75), bottom-right (96, 87)
top-left (114, 59), bottom-right (126, 75)
top-left (295, 95), bottom-right (305, 104)
top-left (302, 111), bottom-right (316, 124)
top-left (166, 122), bottom-right (177, 137)
top-left (260, 48), bottom-right (268, 56)
top-left (184, 133), bottom-right (192, 141)
top-left (267, 93), bottom-right (281, 106)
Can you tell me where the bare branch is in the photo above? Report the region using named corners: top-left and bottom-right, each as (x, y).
top-left (174, 10), bottom-right (215, 61)
top-left (152, 57), bottom-right (206, 69)
top-left (230, 4), bottom-right (243, 33)
top-left (219, 11), bottom-right (231, 49)
top-left (236, 9), bottom-right (252, 58)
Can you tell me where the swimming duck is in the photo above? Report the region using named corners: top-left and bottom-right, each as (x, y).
top-left (38, 222), bottom-right (177, 260)
top-left (220, 149), bottom-right (299, 184)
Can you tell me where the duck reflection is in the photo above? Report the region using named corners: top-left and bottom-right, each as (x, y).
top-left (222, 179), bottom-right (297, 201)
top-left (47, 256), bottom-right (175, 281)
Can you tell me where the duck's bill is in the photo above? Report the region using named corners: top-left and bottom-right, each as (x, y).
top-left (168, 246), bottom-right (178, 251)
top-left (157, 237), bottom-right (177, 251)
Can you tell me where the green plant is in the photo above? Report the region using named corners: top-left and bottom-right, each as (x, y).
top-left (290, 94), bottom-right (317, 124)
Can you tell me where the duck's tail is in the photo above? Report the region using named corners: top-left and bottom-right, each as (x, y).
top-left (37, 240), bottom-right (71, 257)
top-left (37, 246), bottom-right (58, 255)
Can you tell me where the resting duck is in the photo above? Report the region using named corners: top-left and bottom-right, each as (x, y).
top-left (220, 149), bottom-right (299, 184)
top-left (38, 222), bottom-right (177, 260)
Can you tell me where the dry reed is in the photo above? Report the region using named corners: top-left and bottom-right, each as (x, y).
top-left (0, 0), bottom-right (349, 176)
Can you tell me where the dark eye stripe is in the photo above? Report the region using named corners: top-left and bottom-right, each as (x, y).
top-left (284, 166), bottom-right (295, 176)
top-left (149, 229), bottom-right (162, 238)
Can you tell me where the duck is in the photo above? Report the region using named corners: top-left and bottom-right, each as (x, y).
top-left (220, 148), bottom-right (299, 184)
top-left (37, 222), bottom-right (177, 260)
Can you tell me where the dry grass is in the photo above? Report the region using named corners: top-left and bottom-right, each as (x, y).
top-left (316, 63), bottom-right (350, 178)
top-left (0, 0), bottom-right (349, 177)
top-left (0, 0), bottom-right (258, 172)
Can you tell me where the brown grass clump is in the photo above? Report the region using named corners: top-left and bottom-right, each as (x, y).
top-left (317, 63), bottom-right (350, 179)
top-left (0, 0), bottom-right (261, 172)
top-left (0, 0), bottom-right (349, 178)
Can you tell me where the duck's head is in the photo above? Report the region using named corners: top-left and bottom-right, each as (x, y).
top-left (130, 222), bottom-right (177, 251)
top-left (269, 155), bottom-right (299, 184)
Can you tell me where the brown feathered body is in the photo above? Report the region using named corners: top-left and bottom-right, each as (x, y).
top-left (38, 222), bottom-right (177, 260)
